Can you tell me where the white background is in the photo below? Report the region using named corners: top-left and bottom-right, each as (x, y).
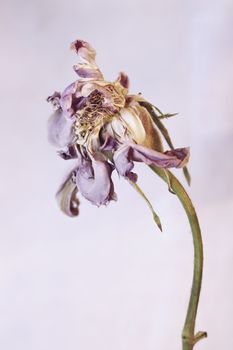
top-left (0, 0), bottom-right (233, 349)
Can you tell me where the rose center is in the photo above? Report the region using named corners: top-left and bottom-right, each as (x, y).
top-left (74, 86), bottom-right (125, 145)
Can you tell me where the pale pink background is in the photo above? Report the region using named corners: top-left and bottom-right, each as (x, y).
top-left (0, 1), bottom-right (233, 349)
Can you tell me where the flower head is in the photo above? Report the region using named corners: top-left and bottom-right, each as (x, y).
top-left (47, 39), bottom-right (190, 222)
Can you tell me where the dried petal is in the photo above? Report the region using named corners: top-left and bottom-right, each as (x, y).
top-left (131, 143), bottom-right (190, 168)
top-left (75, 157), bottom-right (116, 206)
top-left (60, 82), bottom-right (82, 118)
top-left (56, 172), bottom-right (80, 217)
top-left (116, 72), bottom-right (129, 89)
top-left (119, 108), bottom-right (146, 145)
top-left (47, 91), bottom-right (61, 109)
top-left (73, 63), bottom-right (104, 81)
top-left (120, 102), bottom-right (163, 151)
top-left (164, 148), bottom-right (190, 168)
top-left (58, 145), bottom-right (79, 160)
top-left (114, 143), bottom-right (190, 179)
top-left (100, 135), bottom-right (118, 152)
top-left (113, 144), bottom-right (134, 179)
top-left (139, 100), bottom-right (191, 184)
top-left (48, 109), bottom-right (74, 148)
top-left (70, 39), bottom-right (96, 62)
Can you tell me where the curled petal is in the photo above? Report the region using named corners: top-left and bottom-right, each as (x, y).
top-left (135, 104), bottom-right (163, 151)
top-left (120, 104), bottom-right (163, 151)
top-left (47, 91), bottom-right (61, 109)
top-left (131, 143), bottom-right (189, 168)
top-left (58, 145), bottom-right (79, 160)
top-left (138, 100), bottom-right (192, 185)
top-left (100, 135), bottom-right (118, 152)
top-left (73, 63), bottom-right (103, 81)
top-left (107, 117), bottom-right (129, 142)
top-left (60, 82), bottom-right (83, 118)
top-left (113, 144), bottom-right (135, 179)
top-left (116, 72), bottom-right (129, 89)
top-left (114, 143), bottom-right (190, 179)
top-left (48, 109), bottom-right (74, 148)
top-left (76, 157), bottom-right (116, 206)
top-left (70, 39), bottom-right (96, 63)
top-left (164, 148), bottom-right (190, 168)
top-left (56, 172), bottom-right (80, 217)
top-left (86, 123), bottom-right (105, 156)
top-left (119, 108), bottom-right (146, 145)
top-left (60, 83), bottom-right (75, 117)
top-left (80, 81), bottom-right (112, 100)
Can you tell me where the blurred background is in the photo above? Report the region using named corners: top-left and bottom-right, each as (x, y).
top-left (0, 0), bottom-right (233, 349)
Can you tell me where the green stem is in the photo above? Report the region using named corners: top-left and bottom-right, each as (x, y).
top-left (150, 166), bottom-right (207, 350)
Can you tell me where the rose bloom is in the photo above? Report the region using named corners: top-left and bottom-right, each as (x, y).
top-left (47, 39), bottom-right (189, 221)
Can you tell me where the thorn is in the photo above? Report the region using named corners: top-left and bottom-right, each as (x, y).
top-left (168, 187), bottom-right (176, 195)
top-left (157, 113), bottom-right (178, 119)
top-left (194, 331), bottom-right (208, 344)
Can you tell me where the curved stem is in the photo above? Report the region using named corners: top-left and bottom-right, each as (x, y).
top-left (150, 166), bottom-right (207, 350)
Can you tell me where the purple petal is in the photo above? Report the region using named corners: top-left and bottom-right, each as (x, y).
top-left (164, 148), bottom-right (190, 168)
top-left (60, 82), bottom-right (88, 117)
top-left (70, 39), bottom-right (105, 87)
top-left (75, 157), bottom-right (116, 206)
top-left (113, 143), bottom-right (190, 179)
top-left (132, 144), bottom-right (190, 168)
top-left (56, 172), bottom-right (80, 217)
top-left (48, 109), bottom-right (74, 148)
top-left (70, 39), bottom-right (96, 62)
top-left (60, 82), bottom-right (78, 117)
top-left (58, 145), bottom-right (79, 160)
top-left (116, 72), bottom-right (129, 89)
top-left (113, 145), bottom-right (134, 178)
top-left (100, 135), bottom-right (118, 151)
top-left (73, 63), bottom-right (103, 80)
top-left (47, 91), bottom-right (61, 109)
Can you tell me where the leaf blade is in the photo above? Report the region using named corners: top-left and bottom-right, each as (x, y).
top-left (128, 180), bottom-right (162, 232)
